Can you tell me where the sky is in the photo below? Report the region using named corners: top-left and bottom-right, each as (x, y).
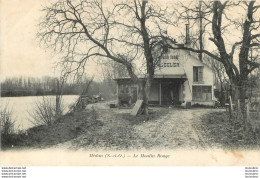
top-left (0, 0), bottom-right (53, 79)
top-left (0, 0), bottom-right (102, 81)
top-left (0, 0), bottom-right (187, 82)
top-left (1, 0), bottom-right (257, 82)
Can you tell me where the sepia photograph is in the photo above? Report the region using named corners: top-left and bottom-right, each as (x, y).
top-left (0, 0), bottom-right (259, 167)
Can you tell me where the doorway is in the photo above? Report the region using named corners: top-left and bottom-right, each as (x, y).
top-left (161, 81), bottom-right (179, 105)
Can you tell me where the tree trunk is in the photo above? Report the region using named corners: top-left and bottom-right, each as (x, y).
top-left (198, 1), bottom-right (203, 62)
top-left (125, 63), bottom-right (151, 115)
top-left (230, 77), bottom-right (247, 125)
top-left (142, 77), bottom-right (152, 115)
top-left (220, 82), bottom-right (225, 106)
top-left (56, 79), bottom-right (62, 117)
top-left (56, 95), bottom-right (61, 116)
top-left (238, 77), bottom-right (247, 118)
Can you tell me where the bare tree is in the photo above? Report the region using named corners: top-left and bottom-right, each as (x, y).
top-left (169, 1), bottom-right (260, 115)
top-left (174, 1), bottom-right (213, 61)
top-left (38, 0), bottom-right (175, 115)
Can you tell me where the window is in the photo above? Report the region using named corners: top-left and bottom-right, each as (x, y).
top-left (192, 86), bottom-right (212, 101)
top-left (193, 66), bottom-right (203, 82)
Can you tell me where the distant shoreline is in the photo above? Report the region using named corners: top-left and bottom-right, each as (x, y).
top-left (0, 93), bottom-right (79, 98)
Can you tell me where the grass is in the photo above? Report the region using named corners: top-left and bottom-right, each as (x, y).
top-left (1, 106), bottom-right (170, 150)
top-left (64, 107), bottom-right (170, 150)
top-left (4, 105), bottom-right (258, 151)
top-left (1, 110), bottom-right (103, 150)
top-left (200, 111), bottom-right (260, 150)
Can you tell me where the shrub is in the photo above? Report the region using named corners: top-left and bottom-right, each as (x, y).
top-left (0, 103), bottom-right (16, 146)
top-left (28, 96), bottom-right (64, 126)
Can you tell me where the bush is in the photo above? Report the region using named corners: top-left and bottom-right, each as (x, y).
top-left (0, 103), bottom-right (16, 147)
top-left (28, 96), bottom-right (64, 126)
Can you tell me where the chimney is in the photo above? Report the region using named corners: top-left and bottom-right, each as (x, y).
top-left (185, 24), bottom-right (190, 45)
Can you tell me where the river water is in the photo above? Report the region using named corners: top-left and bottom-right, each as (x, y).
top-left (0, 95), bottom-right (79, 131)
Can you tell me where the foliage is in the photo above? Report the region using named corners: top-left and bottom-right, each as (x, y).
top-left (1, 76), bottom-right (76, 97)
top-left (1, 75), bottom-right (117, 99)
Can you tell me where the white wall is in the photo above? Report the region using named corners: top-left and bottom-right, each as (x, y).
top-left (116, 46), bottom-right (215, 106)
top-left (163, 48), bottom-right (215, 106)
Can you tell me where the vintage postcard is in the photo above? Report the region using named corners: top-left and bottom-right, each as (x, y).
top-left (0, 0), bottom-right (259, 166)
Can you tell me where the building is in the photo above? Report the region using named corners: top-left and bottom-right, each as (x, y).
top-left (114, 46), bottom-right (215, 107)
top-left (114, 27), bottom-right (215, 107)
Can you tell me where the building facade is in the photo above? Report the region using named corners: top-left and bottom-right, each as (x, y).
top-left (115, 44), bottom-right (215, 107)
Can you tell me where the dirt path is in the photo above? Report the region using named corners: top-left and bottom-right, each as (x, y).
top-left (51, 102), bottom-right (224, 150)
top-left (51, 102), bottom-right (136, 150)
top-left (133, 108), bottom-right (214, 150)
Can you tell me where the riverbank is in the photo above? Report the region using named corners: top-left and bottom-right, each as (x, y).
top-left (2, 102), bottom-right (259, 151)
top-left (1, 109), bottom-right (103, 150)
top-left (0, 95), bottom-right (79, 131)
top-left (0, 93), bottom-right (78, 97)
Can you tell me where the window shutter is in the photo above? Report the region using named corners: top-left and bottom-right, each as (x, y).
top-left (198, 67), bottom-right (203, 82)
top-left (193, 67), bottom-right (197, 82)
